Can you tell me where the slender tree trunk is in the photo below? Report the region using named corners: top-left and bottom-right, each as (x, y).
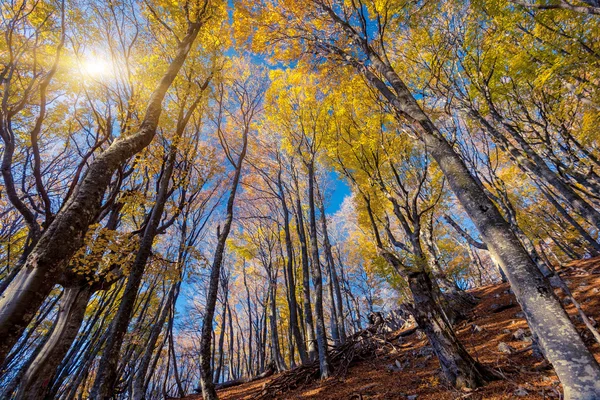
top-left (214, 290), bottom-right (228, 384)
top-left (15, 284), bottom-right (93, 400)
top-left (198, 125), bottom-right (248, 400)
top-left (227, 303), bottom-right (235, 380)
top-left (293, 186), bottom-right (317, 360)
top-left (306, 162), bottom-right (330, 379)
top-left (242, 261), bottom-right (254, 375)
top-left (90, 133), bottom-right (182, 399)
top-left (268, 272), bottom-right (286, 371)
top-left (277, 167), bottom-right (308, 363)
top-left (317, 191), bottom-right (346, 343)
top-left (131, 283), bottom-right (176, 400)
top-left (169, 304), bottom-right (186, 398)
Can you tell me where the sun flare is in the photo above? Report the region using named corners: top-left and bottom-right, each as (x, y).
top-left (80, 56), bottom-right (112, 79)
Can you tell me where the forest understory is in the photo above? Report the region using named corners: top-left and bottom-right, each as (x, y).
top-left (2, 1), bottom-right (600, 399)
top-left (189, 257), bottom-right (600, 400)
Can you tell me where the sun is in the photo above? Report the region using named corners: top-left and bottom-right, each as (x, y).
top-left (80, 55), bottom-right (112, 79)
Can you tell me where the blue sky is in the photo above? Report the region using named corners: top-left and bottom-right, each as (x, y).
top-left (325, 171), bottom-right (351, 215)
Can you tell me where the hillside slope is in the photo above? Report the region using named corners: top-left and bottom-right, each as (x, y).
top-left (189, 258), bottom-right (600, 399)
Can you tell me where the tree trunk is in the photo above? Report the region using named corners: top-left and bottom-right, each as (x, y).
top-left (306, 162), bottom-right (330, 379)
top-left (90, 132), bottom-right (181, 399)
top-left (242, 261), bottom-right (254, 375)
top-left (293, 187), bottom-right (317, 361)
top-left (277, 167), bottom-right (308, 363)
top-left (317, 190), bottom-right (346, 344)
top-left (364, 186), bottom-right (491, 389)
top-left (198, 123), bottom-right (248, 400)
top-left (227, 303), bottom-right (236, 380)
top-left (15, 284), bottom-right (93, 400)
top-left (268, 273), bottom-right (286, 371)
top-left (131, 283), bottom-right (176, 400)
top-left (214, 290), bottom-right (228, 384)
top-left (424, 121), bottom-right (600, 398)
top-left (406, 270), bottom-right (492, 388)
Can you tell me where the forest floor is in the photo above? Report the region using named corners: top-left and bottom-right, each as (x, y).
top-left (187, 257), bottom-right (600, 400)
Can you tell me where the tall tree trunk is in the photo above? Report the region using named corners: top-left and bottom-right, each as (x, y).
top-left (15, 284), bottom-right (93, 400)
top-left (0, 25), bottom-right (202, 365)
top-left (422, 124), bottom-right (600, 394)
top-left (227, 303), bottom-right (235, 380)
top-left (90, 132), bottom-right (181, 399)
top-left (293, 184), bottom-right (317, 360)
top-left (241, 261), bottom-right (254, 375)
top-left (317, 190), bottom-right (346, 343)
top-left (268, 271), bottom-right (286, 371)
top-left (198, 124), bottom-right (248, 400)
top-left (306, 162), bottom-right (330, 379)
top-left (277, 165), bottom-right (308, 363)
top-left (131, 283), bottom-right (176, 400)
top-left (214, 289), bottom-right (228, 384)
top-left (168, 303), bottom-right (186, 398)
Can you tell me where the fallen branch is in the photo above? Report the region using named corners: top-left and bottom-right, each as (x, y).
top-left (194, 362), bottom-right (276, 393)
top-left (253, 322), bottom-right (407, 399)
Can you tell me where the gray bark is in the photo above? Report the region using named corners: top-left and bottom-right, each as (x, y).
top-left (317, 189), bottom-right (346, 343)
top-left (198, 118), bottom-right (248, 400)
top-left (293, 180), bottom-right (317, 361)
top-left (15, 284), bottom-right (93, 400)
top-left (277, 164), bottom-right (308, 363)
top-left (306, 162), bottom-right (330, 379)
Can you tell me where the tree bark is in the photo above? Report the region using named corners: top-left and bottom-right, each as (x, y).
top-left (306, 162), bottom-right (330, 379)
top-left (317, 190), bottom-right (346, 344)
top-left (405, 269), bottom-right (492, 388)
top-left (14, 284), bottom-right (93, 400)
top-left (214, 290), bottom-right (228, 384)
top-left (277, 164), bottom-right (308, 363)
top-left (293, 180), bottom-right (317, 361)
top-left (90, 123), bottom-right (183, 399)
top-left (198, 121), bottom-right (248, 400)
top-left (268, 268), bottom-right (287, 371)
top-left (131, 283), bottom-right (176, 400)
